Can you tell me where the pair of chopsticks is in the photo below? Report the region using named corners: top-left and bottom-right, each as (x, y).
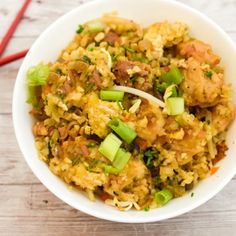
top-left (0, 0), bottom-right (31, 66)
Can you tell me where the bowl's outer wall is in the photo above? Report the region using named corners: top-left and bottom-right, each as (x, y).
top-left (13, 0), bottom-right (236, 223)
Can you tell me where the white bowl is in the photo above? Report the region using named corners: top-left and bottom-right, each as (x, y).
top-left (13, 0), bottom-right (236, 223)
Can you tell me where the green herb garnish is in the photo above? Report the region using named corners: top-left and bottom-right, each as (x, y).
top-left (154, 176), bottom-right (161, 186)
top-left (144, 206), bottom-right (150, 212)
top-left (123, 45), bottom-right (135, 53)
top-left (116, 101), bottom-right (125, 111)
top-left (55, 68), bottom-right (63, 75)
top-left (143, 149), bottom-right (158, 168)
top-left (206, 71), bottom-right (213, 78)
top-left (81, 55), bottom-right (91, 64)
top-left (72, 156), bottom-right (81, 166)
top-left (76, 24), bottom-right (84, 34)
top-left (27, 63), bottom-right (49, 86)
top-left (84, 82), bottom-right (95, 93)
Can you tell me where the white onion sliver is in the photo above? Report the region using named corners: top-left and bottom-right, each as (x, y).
top-left (113, 86), bottom-right (165, 108)
top-left (100, 48), bottom-right (112, 69)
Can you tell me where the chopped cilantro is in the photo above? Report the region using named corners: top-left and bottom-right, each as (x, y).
top-left (154, 176), bottom-right (161, 186)
top-left (123, 45), bottom-right (135, 53)
top-left (84, 82), bottom-right (95, 93)
top-left (143, 149), bottom-right (158, 168)
top-left (68, 106), bottom-right (77, 113)
top-left (72, 156), bottom-right (81, 166)
top-left (81, 55), bottom-right (91, 64)
top-left (144, 206), bottom-right (150, 211)
top-left (206, 71), bottom-right (213, 78)
top-left (76, 24), bottom-right (84, 34)
top-left (55, 68), bottom-right (63, 75)
top-left (116, 101), bottom-right (125, 111)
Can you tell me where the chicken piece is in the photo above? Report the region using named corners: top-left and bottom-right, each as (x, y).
top-left (101, 14), bottom-right (142, 36)
top-left (71, 163), bottom-right (108, 190)
top-left (212, 142), bottom-right (228, 165)
top-left (144, 21), bottom-right (188, 59)
top-left (181, 58), bottom-right (223, 107)
top-left (177, 39), bottom-right (220, 65)
top-left (212, 102), bottom-right (236, 134)
top-left (33, 122), bottom-right (48, 136)
top-left (83, 93), bottom-right (121, 138)
top-left (104, 31), bottom-right (120, 45)
top-left (170, 112), bottom-right (207, 161)
top-left (113, 60), bottom-right (151, 91)
top-left (134, 100), bottom-right (166, 144)
top-left (104, 158), bottom-right (151, 205)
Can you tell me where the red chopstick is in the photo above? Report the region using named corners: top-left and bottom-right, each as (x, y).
top-left (0, 49), bottom-right (29, 66)
top-left (0, 0), bottom-right (31, 56)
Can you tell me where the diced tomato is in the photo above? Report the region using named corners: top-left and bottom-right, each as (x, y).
top-left (100, 192), bottom-right (110, 202)
top-left (211, 166), bottom-right (219, 175)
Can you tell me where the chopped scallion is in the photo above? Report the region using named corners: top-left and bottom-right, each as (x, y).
top-left (27, 63), bottom-right (49, 86)
top-left (87, 21), bottom-right (105, 33)
top-left (112, 148), bottom-right (131, 170)
top-left (98, 133), bottom-right (122, 161)
top-left (100, 90), bottom-right (124, 101)
top-left (159, 67), bottom-right (183, 85)
top-left (108, 118), bottom-right (137, 144)
top-left (155, 81), bottom-right (169, 94)
top-left (166, 97), bottom-right (184, 116)
top-left (104, 165), bottom-right (120, 174)
top-left (144, 206), bottom-right (150, 212)
top-left (123, 45), bottom-right (135, 53)
top-left (81, 55), bottom-right (91, 64)
top-left (116, 101), bottom-right (125, 111)
top-left (154, 189), bottom-right (173, 206)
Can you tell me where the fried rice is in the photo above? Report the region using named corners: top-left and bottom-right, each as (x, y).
top-left (27, 13), bottom-right (236, 211)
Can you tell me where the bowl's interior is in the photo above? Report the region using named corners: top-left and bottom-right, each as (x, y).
top-left (13, 0), bottom-right (236, 223)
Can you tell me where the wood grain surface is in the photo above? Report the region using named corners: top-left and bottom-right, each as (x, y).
top-left (0, 0), bottom-right (236, 235)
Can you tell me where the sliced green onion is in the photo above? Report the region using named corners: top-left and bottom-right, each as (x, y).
top-left (100, 90), bottom-right (124, 101)
top-left (27, 63), bottom-right (49, 86)
top-left (166, 97), bottom-right (184, 116)
top-left (159, 67), bottom-right (183, 85)
top-left (112, 148), bottom-right (131, 170)
top-left (87, 21), bottom-right (105, 33)
top-left (76, 24), bottom-right (84, 34)
top-left (171, 86), bottom-right (178, 97)
top-left (154, 189), bottom-right (173, 205)
top-left (104, 165), bottom-right (120, 174)
top-left (27, 86), bottom-right (37, 105)
top-left (155, 81), bottom-right (169, 94)
top-left (108, 118), bottom-right (137, 144)
top-left (116, 101), bottom-right (125, 111)
top-left (98, 133), bottom-right (122, 161)
top-left (163, 84), bottom-right (177, 101)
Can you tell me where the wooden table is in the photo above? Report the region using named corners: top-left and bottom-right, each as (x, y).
top-left (0, 0), bottom-right (236, 235)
